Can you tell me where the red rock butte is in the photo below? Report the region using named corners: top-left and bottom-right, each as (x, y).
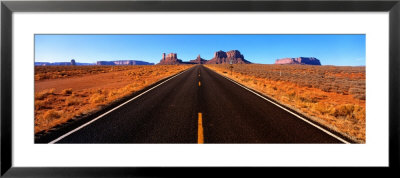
top-left (189, 55), bottom-right (207, 64)
top-left (158, 53), bottom-right (183, 65)
top-left (275, 57), bottom-right (321, 65)
top-left (206, 50), bottom-right (251, 64)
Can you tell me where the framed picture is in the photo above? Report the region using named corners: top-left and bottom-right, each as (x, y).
top-left (1, 0), bottom-right (399, 176)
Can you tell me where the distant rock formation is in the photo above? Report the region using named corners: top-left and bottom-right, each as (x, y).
top-left (34, 59), bottom-right (93, 66)
top-left (206, 50), bottom-right (251, 64)
top-left (189, 55), bottom-right (207, 64)
top-left (34, 59), bottom-right (155, 66)
top-left (96, 61), bottom-right (114, 65)
top-left (275, 57), bottom-right (321, 65)
top-left (158, 53), bottom-right (183, 65)
top-left (96, 60), bottom-right (154, 65)
top-left (35, 62), bottom-right (72, 66)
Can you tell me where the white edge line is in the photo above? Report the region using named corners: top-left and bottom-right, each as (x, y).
top-left (48, 69), bottom-right (190, 144)
top-left (213, 70), bottom-right (350, 144)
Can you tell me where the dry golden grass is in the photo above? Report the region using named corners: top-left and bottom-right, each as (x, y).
top-left (34, 65), bottom-right (139, 81)
top-left (205, 64), bottom-right (366, 143)
top-left (34, 65), bottom-right (193, 134)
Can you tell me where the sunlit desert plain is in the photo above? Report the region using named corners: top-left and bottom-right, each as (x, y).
top-left (205, 64), bottom-right (366, 143)
top-left (34, 65), bottom-right (192, 134)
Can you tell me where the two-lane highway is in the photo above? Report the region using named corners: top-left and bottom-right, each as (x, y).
top-left (46, 65), bottom-right (346, 143)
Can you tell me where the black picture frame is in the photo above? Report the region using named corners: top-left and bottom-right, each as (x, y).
top-left (1, 0), bottom-right (399, 177)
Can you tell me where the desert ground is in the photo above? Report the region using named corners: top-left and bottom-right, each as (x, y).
top-left (35, 64), bottom-right (365, 143)
top-left (205, 64), bottom-right (366, 143)
top-left (34, 65), bottom-right (192, 134)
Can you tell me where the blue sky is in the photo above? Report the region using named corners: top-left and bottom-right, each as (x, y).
top-left (35, 34), bottom-right (365, 66)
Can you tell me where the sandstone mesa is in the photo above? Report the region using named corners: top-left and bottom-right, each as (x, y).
top-left (274, 57), bottom-right (321, 65)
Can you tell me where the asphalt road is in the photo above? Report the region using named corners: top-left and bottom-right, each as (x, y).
top-left (49, 65), bottom-right (346, 143)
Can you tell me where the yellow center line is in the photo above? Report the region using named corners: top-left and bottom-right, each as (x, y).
top-left (198, 81), bottom-right (201, 87)
top-left (198, 112), bottom-right (204, 144)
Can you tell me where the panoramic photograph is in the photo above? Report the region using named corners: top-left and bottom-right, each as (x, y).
top-left (34, 34), bottom-right (366, 144)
